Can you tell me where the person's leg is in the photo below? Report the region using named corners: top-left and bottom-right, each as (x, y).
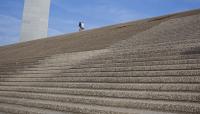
top-left (81, 27), bottom-right (84, 30)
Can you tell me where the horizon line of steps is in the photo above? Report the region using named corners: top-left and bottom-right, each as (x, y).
top-left (109, 13), bottom-right (200, 52)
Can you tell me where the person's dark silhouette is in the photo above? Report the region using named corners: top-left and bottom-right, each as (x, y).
top-left (79, 21), bottom-right (85, 31)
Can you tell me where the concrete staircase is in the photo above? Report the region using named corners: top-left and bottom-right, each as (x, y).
top-left (0, 10), bottom-right (200, 114)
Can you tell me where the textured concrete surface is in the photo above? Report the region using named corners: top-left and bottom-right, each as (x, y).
top-left (0, 9), bottom-right (200, 114)
top-left (20, 0), bottom-right (51, 42)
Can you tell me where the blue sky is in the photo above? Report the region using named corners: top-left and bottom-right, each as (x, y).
top-left (0, 0), bottom-right (200, 46)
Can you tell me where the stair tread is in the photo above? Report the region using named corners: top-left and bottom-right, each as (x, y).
top-left (1, 76), bottom-right (199, 84)
top-left (1, 54), bottom-right (200, 69)
top-left (0, 86), bottom-right (199, 94)
top-left (5, 63), bottom-right (200, 72)
top-left (0, 103), bottom-right (67, 114)
top-left (0, 96), bottom-right (191, 114)
top-left (0, 82), bottom-right (198, 91)
top-left (2, 64), bottom-right (200, 74)
top-left (0, 90), bottom-right (199, 102)
top-left (3, 70), bottom-right (200, 78)
top-left (0, 86), bottom-right (199, 102)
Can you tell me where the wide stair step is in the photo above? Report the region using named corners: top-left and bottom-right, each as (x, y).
top-left (0, 88), bottom-right (199, 102)
top-left (0, 103), bottom-right (67, 114)
top-left (0, 82), bottom-right (199, 92)
top-left (0, 96), bottom-right (197, 114)
top-left (0, 76), bottom-right (199, 83)
top-left (48, 64), bottom-right (200, 73)
top-left (2, 69), bottom-right (200, 78)
top-left (2, 63), bottom-right (200, 75)
top-left (1, 54), bottom-right (200, 73)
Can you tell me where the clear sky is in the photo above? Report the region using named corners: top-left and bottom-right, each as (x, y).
top-left (0, 0), bottom-right (200, 46)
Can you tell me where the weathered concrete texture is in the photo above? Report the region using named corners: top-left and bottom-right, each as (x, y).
top-left (0, 9), bottom-right (200, 114)
top-left (20, 0), bottom-right (51, 42)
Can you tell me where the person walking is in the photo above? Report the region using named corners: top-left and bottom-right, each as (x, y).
top-left (79, 21), bottom-right (85, 31)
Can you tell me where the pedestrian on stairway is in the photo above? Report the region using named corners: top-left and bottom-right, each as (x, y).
top-left (79, 21), bottom-right (85, 31)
